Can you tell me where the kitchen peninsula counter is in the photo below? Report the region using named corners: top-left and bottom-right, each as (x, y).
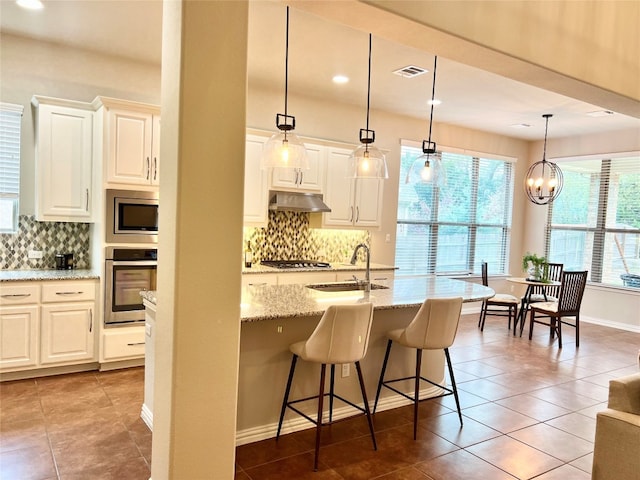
top-left (142, 277), bottom-right (494, 443)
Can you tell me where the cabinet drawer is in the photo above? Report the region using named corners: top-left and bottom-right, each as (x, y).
top-left (102, 327), bottom-right (145, 361)
top-left (42, 282), bottom-right (96, 303)
top-left (0, 284), bottom-right (40, 306)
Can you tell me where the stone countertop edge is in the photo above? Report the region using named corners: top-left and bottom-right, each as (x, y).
top-left (0, 269), bottom-right (100, 282)
top-left (140, 290), bottom-right (157, 305)
top-left (242, 262), bottom-right (397, 274)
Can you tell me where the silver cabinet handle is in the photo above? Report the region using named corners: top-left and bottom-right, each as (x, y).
top-left (355, 206), bottom-right (360, 222)
top-left (1, 293), bottom-right (31, 298)
top-left (89, 308), bottom-right (93, 333)
top-left (298, 170), bottom-right (303, 185)
top-left (55, 291), bottom-right (84, 296)
top-left (127, 342), bottom-right (145, 346)
top-left (146, 157), bottom-right (150, 180)
top-left (86, 188), bottom-right (89, 211)
top-left (349, 206), bottom-right (354, 222)
top-left (153, 157), bottom-right (157, 181)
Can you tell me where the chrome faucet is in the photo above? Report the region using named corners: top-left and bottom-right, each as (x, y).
top-left (350, 243), bottom-right (371, 292)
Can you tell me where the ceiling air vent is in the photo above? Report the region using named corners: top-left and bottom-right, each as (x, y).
top-left (392, 65), bottom-right (428, 78)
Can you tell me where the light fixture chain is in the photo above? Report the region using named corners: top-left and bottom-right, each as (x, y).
top-left (366, 33), bottom-right (372, 132)
top-left (284, 6), bottom-right (290, 118)
top-left (542, 114), bottom-right (550, 162)
top-left (427, 56), bottom-right (438, 146)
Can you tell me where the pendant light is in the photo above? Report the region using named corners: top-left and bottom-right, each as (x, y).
top-left (348, 34), bottom-right (388, 179)
top-left (405, 55), bottom-right (445, 186)
top-left (262, 6), bottom-right (308, 170)
top-left (525, 114), bottom-right (563, 205)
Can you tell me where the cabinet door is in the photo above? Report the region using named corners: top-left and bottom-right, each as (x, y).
top-left (277, 272), bottom-right (336, 285)
top-left (243, 135), bottom-right (269, 225)
top-left (270, 143), bottom-right (324, 192)
top-left (151, 115), bottom-right (160, 186)
top-left (354, 178), bottom-right (384, 227)
top-left (41, 302), bottom-right (95, 365)
top-left (0, 306), bottom-right (39, 371)
top-left (323, 147), bottom-right (356, 226)
top-left (36, 104), bottom-right (93, 222)
top-left (107, 109), bottom-right (153, 185)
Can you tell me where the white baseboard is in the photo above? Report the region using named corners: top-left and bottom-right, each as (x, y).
top-left (581, 315), bottom-right (640, 333)
top-left (234, 384), bottom-right (443, 446)
top-left (141, 403), bottom-right (153, 431)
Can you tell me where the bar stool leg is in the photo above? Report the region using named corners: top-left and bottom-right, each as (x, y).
top-left (556, 316), bottom-right (563, 348)
top-left (277, 354), bottom-right (298, 439)
top-left (314, 364), bottom-right (327, 471)
top-left (414, 349), bottom-right (422, 440)
top-left (329, 364), bottom-right (335, 423)
top-left (355, 361), bottom-right (377, 451)
top-left (374, 339), bottom-right (393, 413)
top-left (445, 348), bottom-right (463, 426)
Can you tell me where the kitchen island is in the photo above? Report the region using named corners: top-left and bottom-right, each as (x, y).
top-left (141, 276), bottom-right (494, 443)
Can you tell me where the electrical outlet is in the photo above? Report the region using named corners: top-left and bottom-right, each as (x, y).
top-left (385, 233), bottom-right (391, 243)
top-left (28, 250), bottom-right (43, 259)
top-left (341, 364), bottom-right (350, 378)
top-left (510, 285), bottom-right (515, 292)
top-left (276, 325), bottom-right (283, 333)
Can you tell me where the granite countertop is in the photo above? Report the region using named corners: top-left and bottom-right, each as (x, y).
top-left (140, 277), bottom-right (493, 323)
top-left (240, 276), bottom-right (493, 322)
top-left (0, 269), bottom-right (100, 282)
top-left (242, 262), bottom-right (396, 274)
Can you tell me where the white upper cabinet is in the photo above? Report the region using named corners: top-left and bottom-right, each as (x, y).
top-left (98, 97), bottom-right (160, 187)
top-left (244, 134), bottom-right (270, 225)
top-left (32, 97), bottom-right (95, 222)
top-left (269, 143), bottom-right (324, 192)
top-left (323, 146), bottom-right (384, 228)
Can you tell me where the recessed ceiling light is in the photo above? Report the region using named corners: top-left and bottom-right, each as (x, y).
top-left (510, 123), bottom-right (532, 128)
top-left (427, 99), bottom-right (441, 106)
top-left (587, 110), bottom-right (615, 117)
top-left (332, 75), bottom-right (349, 84)
top-left (16, 0), bottom-right (44, 10)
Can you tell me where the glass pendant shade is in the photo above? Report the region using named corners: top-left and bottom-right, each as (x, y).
top-left (405, 151), bottom-right (445, 186)
top-left (524, 114), bottom-right (563, 205)
top-left (262, 130), bottom-right (308, 170)
top-left (349, 34), bottom-right (388, 180)
top-left (348, 144), bottom-right (388, 179)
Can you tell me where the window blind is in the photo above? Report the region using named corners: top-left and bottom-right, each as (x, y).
top-left (0, 102), bottom-right (24, 233)
top-left (546, 154), bottom-right (640, 289)
top-left (396, 143), bottom-right (515, 276)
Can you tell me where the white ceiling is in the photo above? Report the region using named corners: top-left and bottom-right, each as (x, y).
top-left (2, 0), bottom-right (638, 141)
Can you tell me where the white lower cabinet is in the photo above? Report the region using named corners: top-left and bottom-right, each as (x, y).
top-left (277, 272), bottom-right (336, 285)
top-left (101, 326), bottom-right (145, 362)
top-left (0, 280), bottom-right (97, 374)
top-left (242, 273), bottom-right (278, 287)
top-left (0, 305), bottom-right (39, 370)
top-left (40, 303), bottom-right (95, 364)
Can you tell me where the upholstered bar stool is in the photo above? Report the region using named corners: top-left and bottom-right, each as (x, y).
top-left (276, 302), bottom-right (377, 471)
top-left (374, 297), bottom-right (464, 440)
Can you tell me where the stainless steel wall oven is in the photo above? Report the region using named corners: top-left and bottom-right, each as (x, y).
top-left (105, 247), bottom-right (157, 326)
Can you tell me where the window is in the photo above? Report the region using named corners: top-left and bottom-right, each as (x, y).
top-left (546, 154), bottom-right (640, 289)
top-left (0, 102), bottom-right (24, 233)
top-left (396, 142), bottom-right (515, 276)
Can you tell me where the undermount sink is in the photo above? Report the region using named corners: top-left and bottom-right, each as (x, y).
top-left (306, 282), bottom-right (389, 292)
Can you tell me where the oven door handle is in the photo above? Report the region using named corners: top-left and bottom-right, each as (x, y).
top-left (108, 260), bottom-right (158, 267)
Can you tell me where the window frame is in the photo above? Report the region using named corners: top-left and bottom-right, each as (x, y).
top-left (395, 141), bottom-right (515, 276)
top-left (545, 152), bottom-right (640, 290)
top-left (0, 102), bottom-right (24, 234)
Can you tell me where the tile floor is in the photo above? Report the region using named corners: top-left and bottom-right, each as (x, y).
top-left (1, 314), bottom-right (638, 480)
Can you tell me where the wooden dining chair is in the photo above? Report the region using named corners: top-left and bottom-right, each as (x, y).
top-left (527, 262), bottom-right (563, 303)
top-left (478, 261), bottom-right (519, 333)
top-left (528, 270), bottom-right (588, 348)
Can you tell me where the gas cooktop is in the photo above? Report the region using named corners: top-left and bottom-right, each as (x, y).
top-left (261, 260), bottom-right (331, 269)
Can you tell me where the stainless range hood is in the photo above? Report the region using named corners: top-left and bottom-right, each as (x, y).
top-left (268, 190), bottom-right (331, 213)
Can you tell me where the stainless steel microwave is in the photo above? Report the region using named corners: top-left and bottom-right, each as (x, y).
top-left (106, 189), bottom-right (159, 244)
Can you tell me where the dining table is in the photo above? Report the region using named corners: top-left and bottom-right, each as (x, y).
top-left (507, 277), bottom-right (562, 336)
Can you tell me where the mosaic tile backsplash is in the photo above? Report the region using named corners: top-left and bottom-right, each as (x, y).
top-left (1, 216), bottom-right (91, 270)
top-left (244, 211), bottom-right (369, 264)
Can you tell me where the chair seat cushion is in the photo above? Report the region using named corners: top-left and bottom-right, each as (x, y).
top-left (489, 293), bottom-right (519, 304)
top-left (531, 301), bottom-right (558, 314)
